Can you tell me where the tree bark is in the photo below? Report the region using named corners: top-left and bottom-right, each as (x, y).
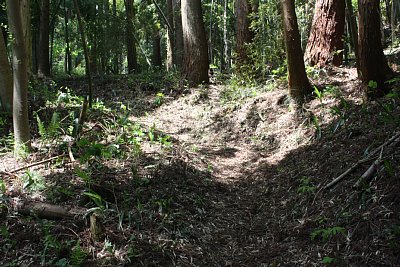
top-left (64, 0), bottom-right (72, 74)
top-left (304, 0), bottom-right (346, 67)
top-left (125, 0), bottom-right (138, 73)
top-left (345, 0), bottom-right (359, 71)
top-left (38, 0), bottom-right (51, 76)
top-left (221, 0), bottom-right (229, 72)
top-left (152, 28), bottom-right (162, 68)
top-left (358, 0), bottom-right (392, 98)
top-left (281, 0), bottom-right (312, 102)
top-left (235, 0), bottom-right (254, 63)
top-left (21, 0), bottom-right (32, 72)
top-left (173, 0), bottom-right (183, 69)
top-left (166, 0), bottom-right (174, 71)
top-left (181, 0), bottom-right (209, 84)
top-left (7, 0), bottom-right (31, 153)
top-left (0, 27), bottom-right (13, 114)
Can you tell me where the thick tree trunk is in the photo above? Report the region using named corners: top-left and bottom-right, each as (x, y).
top-left (0, 27), bottom-right (13, 114)
top-left (181, 0), bottom-right (209, 84)
top-left (304, 0), bottom-right (346, 67)
top-left (358, 0), bottom-right (392, 98)
top-left (38, 0), bottom-right (50, 76)
top-left (281, 0), bottom-right (312, 102)
top-left (166, 0), bottom-right (174, 71)
top-left (173, 0), bottom-right (183, 69)
top-left (7, 0), bottom-right (31, 153)
top-left (125, 0), bottom-right (138, 73)
top-left (235, 0), bottom-right (254, 64)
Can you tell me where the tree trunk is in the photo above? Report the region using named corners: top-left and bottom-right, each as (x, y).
top-left (166, 0), bottom-right (174, 71)
top-left (73, 0), bottom-right (93, 108)
top-left (152, 28), bottom-right (162, 68)
top-left (64, 0), bottom-right (72, 74)
top-left (7, 0), bottom-right (31, 153)
top-left (358, 0), bottom-right (392, 99)
top-left (304, 0), bottom-right (346, 67)
top-left (281, 0), bottom-right (312, 102)
top-left (21, 0), bottom-right (32, 73)
top-left (181, 0), bottom-right (209, 84)
top-left (0, 27), bottom-right (13, 114)
top-left (38, 0), bottom-right (50, 76)
top-left (235, 0), bottom-right (254, 63)
top-left (125, 0), bottom-right (138, 73)
top-left (173, 0), bottom-right (183, 69)
top-left (345, 0), bottom-right (360, 72)
top-left (221, 0), bottom-right (229, 72)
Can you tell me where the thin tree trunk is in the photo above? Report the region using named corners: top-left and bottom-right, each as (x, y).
top-left (38, 0), bottom-right (50, 76)
top-left (173, 0), bottom-right (183, 69)
top-left (152, 28), bottom-right (162, 68)
top-left (166, 0), bottom-right (174, 71)
top-left (21, 0), bottom-right (32, 73)
top-left (0, 27), bottom-right (13, 114)
top-left (7, 0), bottom-right (31, 153)
top-left (281, 0), bottom-right (312, 102)
top-left (345, 0), bottom-right (359, 72)
top-left (209, 0), bottom-right (214, 66)
top-left (73, 0), bottom-right (93, 108)
top-left (125, 0), bottom-right (138, 73)
top-left (221, 0), bottom-right (228, 72)
top-left (64, 0), bottom-right (72, 74)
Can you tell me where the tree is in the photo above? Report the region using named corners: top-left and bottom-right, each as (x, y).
top-left (125, 0), bottom-right (138, 73)
top-left (173, 0), bottom-right (183, 69)
top-left (7, 0), bottom-right (31, 153)
top-left (181, 0), bottom-right (209, 84)
top-left (304, 0), bottom-right (346, 67)
top-left (235, 0), bottom-right (256, 63)
top-left (0, 27), bottom-right (13, 114)
top-left (358, 0), bottom-right (393, 98)
top-left (281, 0), bottom-right (312, 102)
top-left (38, 0), bottom-right (51, 76)
top-left (166, 0), bottom-right (174, 71)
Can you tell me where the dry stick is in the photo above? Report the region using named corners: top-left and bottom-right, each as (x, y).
top-left (353, 147), bottom-right (384, 189)
top-left (325, 131), bottom-right (400, 189)
top-left (7, 154), bottom-right (65, 173)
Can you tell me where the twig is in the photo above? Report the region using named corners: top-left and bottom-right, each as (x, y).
top-left (353, 147), bottom-right (384, 189)
top-left (7, 154), bottom-right (65, 173)
top-left (325, 131), bottom-right (400, 189)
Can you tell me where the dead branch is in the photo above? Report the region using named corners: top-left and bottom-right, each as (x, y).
top-left (11, 199), bottom-right (85, 220)
top-left (7, 154), bottom-right (65, 174)
top-left (353, 158), bottom-right (381, 189)
top-left (325, 131), bottom-right (400, 190)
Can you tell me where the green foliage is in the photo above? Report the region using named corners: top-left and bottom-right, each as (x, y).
top-left (70, 240), bottom-right (87, 267)
top-left (297, 176), bottom-right (315, 194)
top-left (22, 170), bottom-right (46, 192)
top-left (322, 256), bottom-right (335, 264)
top-left (311, 226), bottom-right (346, 242)
top-left (35, 112), bottom-right (61, 139)
top-left (84, 191), bottom-right (106, 210)
top-left (154, 92), bottom-right (165, 106)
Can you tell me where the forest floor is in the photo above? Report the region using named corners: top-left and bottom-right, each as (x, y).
top-left (1, 62), bottom-right (400, 266)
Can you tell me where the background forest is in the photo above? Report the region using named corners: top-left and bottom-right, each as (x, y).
top-left (1, 0), bottom-right (400, 266)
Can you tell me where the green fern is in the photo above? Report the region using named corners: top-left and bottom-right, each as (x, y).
top-left (35, 112), bottom-right (61, 139)
top-left (70, 240), bottom-right (87, 267)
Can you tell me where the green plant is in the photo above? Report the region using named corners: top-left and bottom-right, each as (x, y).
top-left (70, 240), bottom-right (87, 267)
top-left (313, 86), bottom-right (324, 103)
top-left (297, 176), bottom-right (315, 194)
top-left (35, 111), bottom-right (61, 139)
top-left (311, 226), bottom-right (346, 242)
top-left (84, 191), bottom-right (106, 211)
top-left (322, 256), bottom-right (335, 264)
top-left (41, 221), bottom-right (62, 265)
top-left (22, 170), bottom-right (46, 192)
top-left (154, 92), bottom-right (165, 106)
top-left (311, 115), bottom-right (322, 139)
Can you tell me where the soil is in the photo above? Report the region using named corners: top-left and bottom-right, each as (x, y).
top-left (1, 65), bottom-right (400, 266)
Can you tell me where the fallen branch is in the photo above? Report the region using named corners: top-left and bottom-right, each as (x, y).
top-left (11, 199), bottom-right (85, 220)
top-left (325, 131), bottom-right (400, 189)
top-left (353, 158), bottom-right (381, 189)
top-left (7, 154), bottom-right (65, 174)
